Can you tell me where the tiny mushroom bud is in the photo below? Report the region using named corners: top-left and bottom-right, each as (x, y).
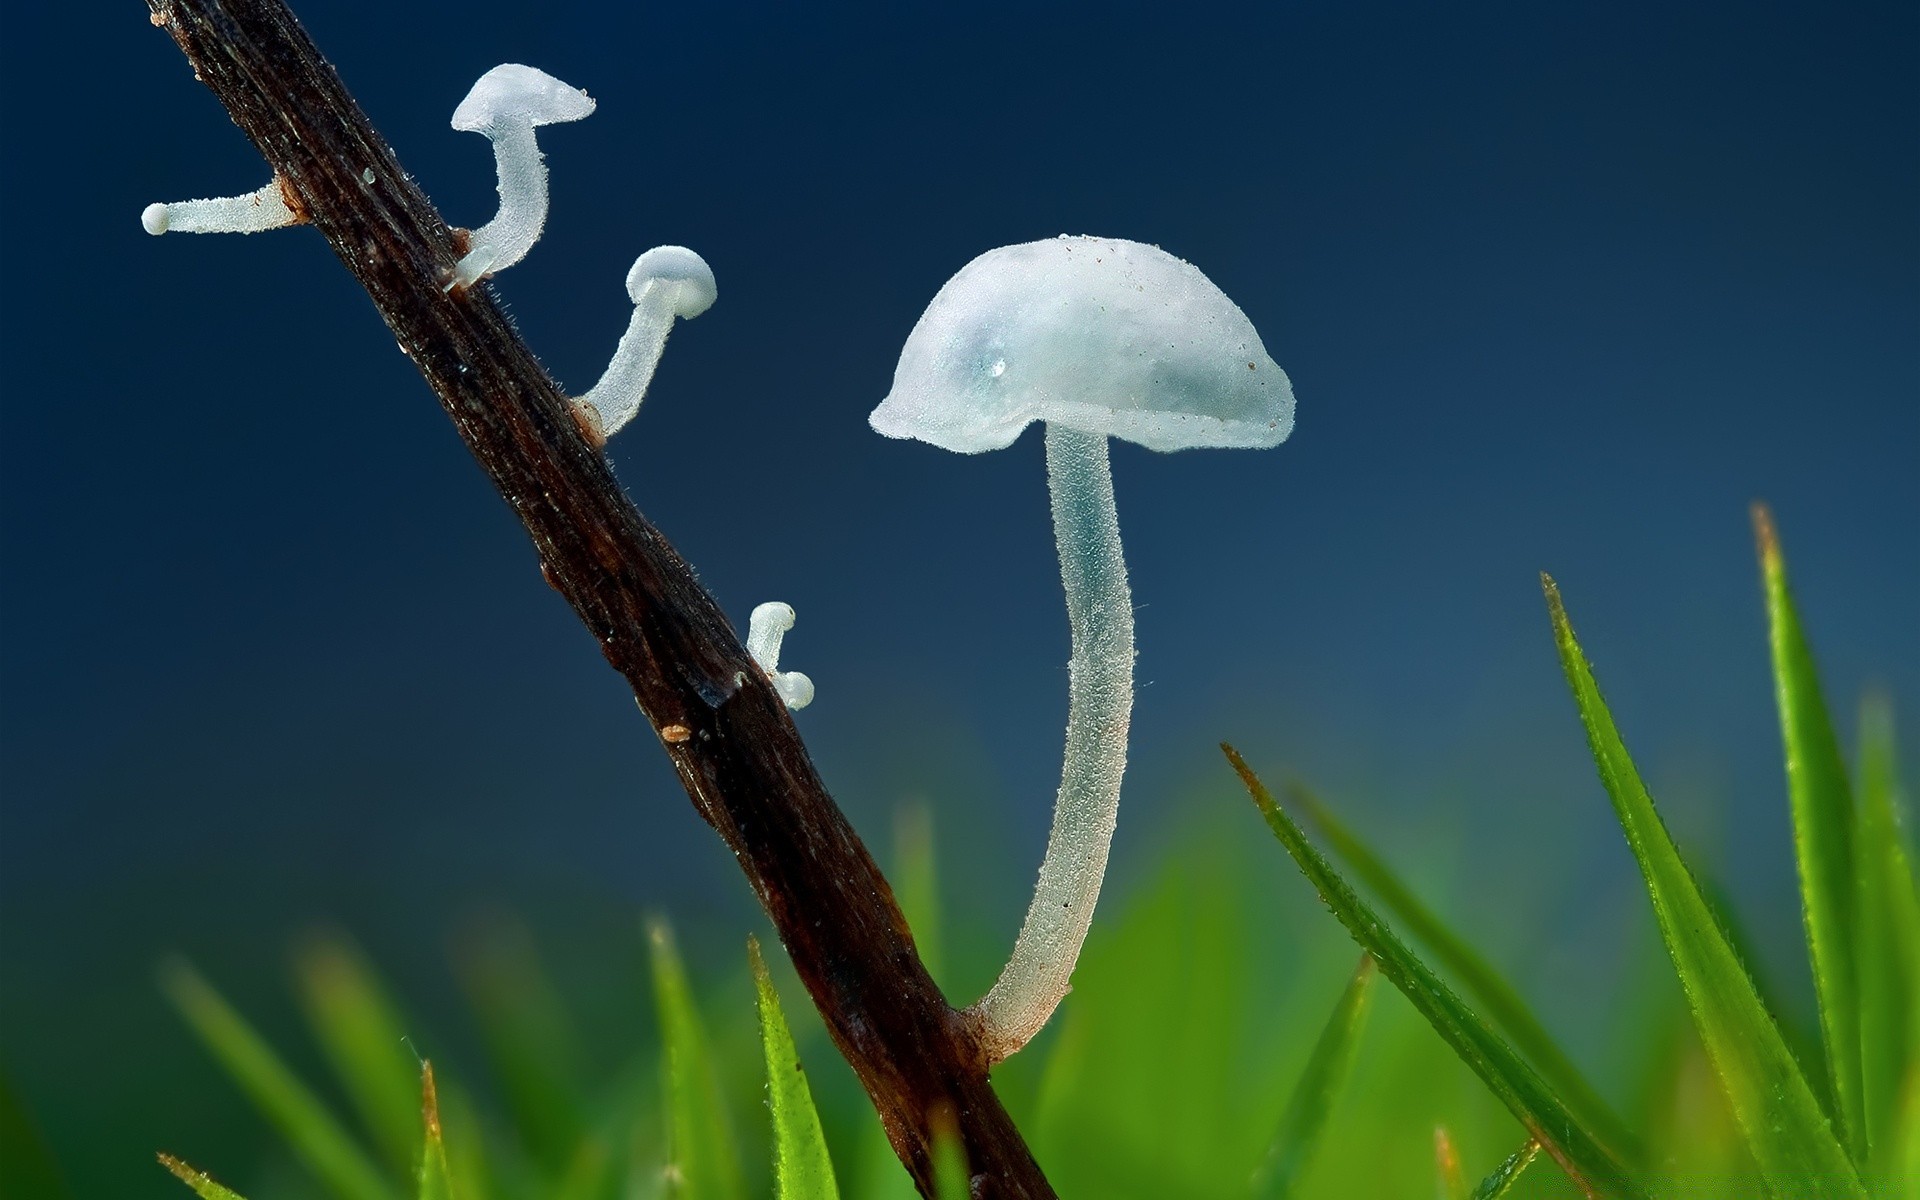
top-left (573, 246), bottom-right (717, 441)
top-left (871, 234), bottom-right (1294, 1064)
top-left (746, 601), bottom-right (815, 711)
top-left (141, 177), bottom-right (303, 236)
top-left (447, 64), bottom-right (595, 289)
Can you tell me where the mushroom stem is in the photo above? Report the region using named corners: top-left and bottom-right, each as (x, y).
top-left (576, 280), bottom-right (677, 435)
top-left (141, 177), bottom-right (301, 236)
top-left (966, 423), bottom-right (1133, 1063)
top-left (452, 120), bottom-right (547, 288)
top-left (574, 247), bottom-right (716, 441)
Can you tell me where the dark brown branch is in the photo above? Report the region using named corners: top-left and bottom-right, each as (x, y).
top-left (143, 1), bottom-right (1053, 1194)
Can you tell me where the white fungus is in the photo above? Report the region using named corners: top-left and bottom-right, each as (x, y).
top-left (745, 601), bottom-right (814, 710)
top-left (871, 234), bottom-right (1294, 1064)
top-left (447, 64), bottom-right (595, 289)
top-left (871, 234), bottom-right (1294, 455)
top-left (140, 178), bottom-right (301, 237)
top-left (574, 246), bottom-right (717, 441)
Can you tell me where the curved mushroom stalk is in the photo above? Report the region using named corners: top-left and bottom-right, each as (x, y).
top-left (964, 424), bottom-right (1132, 1063)
top-left (574, 246), bottom-right (716, 442)
top-left (141, 177), bottom-right (303, 236)
top-left (869, 235), bottom-right (1295, 1064)
top-left (447, 64), bottom-right (595, 290)
top-left (747, 601), bottom-right (815, 710)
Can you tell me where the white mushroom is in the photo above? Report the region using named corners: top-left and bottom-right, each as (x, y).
top-left (573, 246), bottom-right (717, 441)
top-left (871, 234), bottom-right (1294, 1064)
top-left (447, 64), bottom-right (595, 289)
top-left (140, 177), bottom-right (302, 236)
top-left (746, 601), bottom-right (814, 710)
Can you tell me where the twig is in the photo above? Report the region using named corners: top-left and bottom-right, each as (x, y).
top-left (143, 1), bottom-right (1053, 1194)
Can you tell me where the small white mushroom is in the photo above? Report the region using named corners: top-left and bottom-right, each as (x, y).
top-left (573, 246), bottom-right (717, 441)
top-left (141, 177), bottom-right (302, 236)
top-left (746, 601), bottom-right (814, 710)
top-left (872, 234), bottom-right (1295, 1064)
top-left (447, 64), bottom-right (595, 289)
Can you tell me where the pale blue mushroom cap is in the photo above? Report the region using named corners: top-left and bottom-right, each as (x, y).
top-left (870, 235), bottom-right (1295, 454)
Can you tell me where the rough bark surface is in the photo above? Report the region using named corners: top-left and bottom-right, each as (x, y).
top-left (143, 1), bottom-right (1053, 1194)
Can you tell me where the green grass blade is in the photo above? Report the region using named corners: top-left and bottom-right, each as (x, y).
top-left (295, 932), bottom-right (422, 1177)
top-left (649, 919), bottom-right (747, 1200)
top-left (748, 937), bottom-right (841, 1200)
top-left (894, 803), bottom-right (945, 984)
top-left (1468, 1139), bottom-right (1540, 1200)
top-left (929, 1108), bottom-right (969, 1200)
top-left (1223, 746), bottom-right (1647, 1198)
top-left (1544, 574), bottom-right (1865, 1196)
top-left (1252, 952), bottom-right (1378, 1198)
top-left (1290, 782), bottom-right (1641, 1164)
top-left (852, 806), bottom-right (945, 1200)
top-left (158, 1154), bottom-right (250, 1200)
top-left (1858, 694), bottom-right (1919, 1172)
top-left (1755, 504), bottom-right (1865, 1159)
top-left (454, 919), bottom-right (587, 1175)
top-left (417, 1063), bottom-right (452, 1200)
top-left (161, 961), bottom-right (397, 1200)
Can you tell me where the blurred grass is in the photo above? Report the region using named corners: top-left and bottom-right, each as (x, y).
top-left (28, 508), bottom-right (1893, 1200)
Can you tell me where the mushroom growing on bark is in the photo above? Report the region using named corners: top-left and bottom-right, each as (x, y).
top-left (447, 64), bottom-right (595, 289)
top-left (870, 234), bottom-right (1295, 1064)
top-left (141, 177), bottom-right (303, 236)
top-left (746, 601), bottom-right (815, 710)
top-left (574, 246), bottom-right (717, 442)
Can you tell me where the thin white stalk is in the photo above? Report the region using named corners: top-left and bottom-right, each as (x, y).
top-left (452, 121), bottom-right (545, 288)
top-left (574, 247), bottom-right (715, 441)
top-left (967, 422), bottom-right (1133, 1063)
top-left (576, 279), bottom-right (676, 435)
top-left (141, 178), bottom-right (300, 236)
top-left (747, 601), bottom-right (815, 710)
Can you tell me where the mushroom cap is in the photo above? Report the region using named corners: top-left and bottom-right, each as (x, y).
top-left (870, 235), bottom-right (1294, 454)
top-left (627, 246), bottom-right (718, 319)
top-left (451, 64), bottom-right (596, 132)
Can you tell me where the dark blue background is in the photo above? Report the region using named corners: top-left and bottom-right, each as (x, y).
top-left (2, 0), bottom-right (1914, 1191)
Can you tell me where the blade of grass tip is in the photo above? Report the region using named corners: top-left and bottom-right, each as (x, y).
top-left (158, 1154), bottom-right (251, 1200)
top-left (1251, 952), bottom-right (1379, 1199)
top-left (649, 919), bottom-right (748, 1200)
top-left (417, 1062), bottom-right (452, 1200)
top-left (1223, 745), bottom-right (1646, 1200)
top-left (929, 1104), bottom-right (970, 1200)
top-left (160, 960), bottom-right (397, 1200)
top-left (1289, 782), bottom-right (1642, 1165)
top-left (848, 805), bottom-right (945, 1200)
top-left (749, 937), bottom-right (842, 1200)
top-left (1858, 693), bottom-right (1919, 1169)
top-left (894, 802), bottom-right (945, 985)
top-left (454, 918), bottom-right (588, 1175)
top-left (1468, 1139), bottom-right (1541, 1200)
top-left (1543, 573), bottom-right (1865, 1196)
top-left (1755, 503), bottom-right (1865, 1160)
top-left (1433, 1127), bottom-right (1467, 1200)
top-left (295, 931), bottom-right (422, 1177)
